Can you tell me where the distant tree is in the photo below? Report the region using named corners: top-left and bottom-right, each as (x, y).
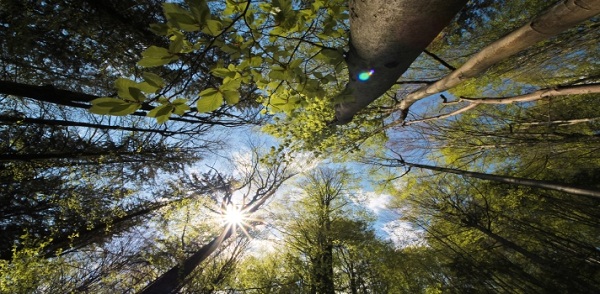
top-left (393, 173), bottom-right (600, 292)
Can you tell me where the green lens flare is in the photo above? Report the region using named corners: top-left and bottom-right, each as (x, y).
top-left (358, 70), bottom-right (374, 81)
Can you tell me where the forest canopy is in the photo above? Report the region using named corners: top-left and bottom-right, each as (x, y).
top-left (1, 0), bottom-right (599, 292)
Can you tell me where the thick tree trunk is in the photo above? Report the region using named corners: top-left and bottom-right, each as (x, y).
top-left (397, 0), bottom-right (600, 120)
top-left (333, 0), bottom-right (468, 124)
top-left (402, 161), bottom-right (600, 198)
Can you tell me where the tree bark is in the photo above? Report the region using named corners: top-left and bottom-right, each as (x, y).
top-left (460, 83), bottom-right (600, 104)
top-left (401, 161), bottom-right (600, 198)
top-left (0, 116), bottom-right (179, 136)
top-left (0, 80), bottom-right (232, 125)
top-left (397, 0), bottom-right (600, 120)
top-left (333, 0), bottom-right (468, 124)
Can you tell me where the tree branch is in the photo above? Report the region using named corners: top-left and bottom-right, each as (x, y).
top-left (397, 0), bottom-right (600, 120)
top-left (423, 49), bottom-right (456, 71)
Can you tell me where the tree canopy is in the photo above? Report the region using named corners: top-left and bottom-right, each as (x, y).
top-left (1, 0), bottom-right (599, 292)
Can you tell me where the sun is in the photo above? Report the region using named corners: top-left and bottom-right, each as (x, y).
top-left (216, 204), bottom-right (256, 239)
top-left (224, 205), bottom-right (245, 225)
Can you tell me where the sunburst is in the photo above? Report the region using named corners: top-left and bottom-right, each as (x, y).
top-left (218, 204), bottom-right (257, 239)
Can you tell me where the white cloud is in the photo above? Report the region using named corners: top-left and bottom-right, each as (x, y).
top-left (382, 220), bottom-right (425, 249)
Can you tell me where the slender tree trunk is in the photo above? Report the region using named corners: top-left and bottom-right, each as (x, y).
top-left (402, 161), bottom-right (600, 198)
top-left (140, 228), bottom-right (234, 294)
top-left (0, 116), bottom-right (179, 136)
top-left (0, 80), bottom-right (215, 125)
top-left (0, 151), bottom-right (138, 162)
top-left (44, 200), bottom-right (180, 257)
top-left (397, 0), bottom-right (600, 120)
top-left (139, 180), bottom-right (289, 293)
top-left (460, 83), bottom-right (600, 104)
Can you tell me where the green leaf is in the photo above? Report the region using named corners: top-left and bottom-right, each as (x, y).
top-left (147, 104), bottom-right (175, 124)
top-left (172, 98), bottom-right (191, 115)
top-left (169, 33), bottom-right (185, 53)
top-left (211, 67), bottom-right (235, 79)
top-left (319, 48), bottom-right (343, 62)
top-left (138, 46), bottom-right (179, 67)
top-left (220, 78), bottom-right (241, 91)
top-left (250, 56), bottom-right (263, 67)
top-left (148, 104), bottom-right (173, 118)
top-left (186, 0), bottom-right (211, 23)
top-left (223, 90), bottom-right (240, 105)
top-left (128, 87), bottom-right (146, 102)
top-left (197, 88), bottom-right (223, 112)
top-left (269, 69), bottom-right (286, 80)
top-left (142, 72), bottom-right (166, 89)
top-left (136, 82), bottom-right (160, 94)
top-left (149, 23), bottom-right (170, 36)
top-left (163, 3), bottom-right (200, 32)
top-left (89, 98), bottom-right (139, 116)
top-left (202, 19), bottom-right (223, 36)
top-left (115, 78), bottom-right (137, 100)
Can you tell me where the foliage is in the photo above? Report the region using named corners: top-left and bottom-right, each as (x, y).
top-left (392, 171), bottom-right (600, 293)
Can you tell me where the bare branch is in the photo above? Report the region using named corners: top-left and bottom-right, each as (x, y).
top-left (397, 0), bottom-right (600, 120)
top-left (423, 49), bottom-right (456, 71)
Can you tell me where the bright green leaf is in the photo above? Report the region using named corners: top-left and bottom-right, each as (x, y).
top-left (211, 67), bottom-right (235, 79)
top-left (147, 104), bottom-right (173, 118)
top-left (89, 97), bottom-right (139, 116)
top-left (172, 98), bottom-right (191, 115)
top-left (223, 90), bottom-right (240, 105)
top-left (115, 78), bottom-right (137, 100)
top-left (197, 88), bottom-right (223, 112)
top-left (220, 78), bottom-right (241, 91)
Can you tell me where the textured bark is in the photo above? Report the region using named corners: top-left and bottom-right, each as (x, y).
top-left (333, 0), bottom-right (468, 124)
top-left (397, 0), bottom-right (600, 120)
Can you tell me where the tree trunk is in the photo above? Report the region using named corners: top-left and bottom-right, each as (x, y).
top-left (0, 116), bottom-right (179, 136)
top-left (402, 161), bottom-right (600, 198)
top-left (140, 228), bottom-right (233, 294)
top-left (139, 180), bottom-right (289, 293)
top-left (460, 83), bottom-right (600, 104)
top-left (333, 0), bottom-right (468, 124)
top-left (397, 0), bottom-right (600, 120)
top-left (0, 80), bottom-right (217, 125)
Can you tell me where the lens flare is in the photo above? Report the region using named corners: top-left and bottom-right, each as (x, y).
top-left (224, 205), bottom-right (245, 225)
top-left (358, 70), bottom-right (375, 81)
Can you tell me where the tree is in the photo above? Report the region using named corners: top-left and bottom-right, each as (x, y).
top-left (226, 167), bottom-right (402, 293)
top-left (395, 0), bottom-right (600, 121)
top-left (140, 146), bottom-right (295, 293)
top-left (392, 172), bottom-right (600, 292)
top-left (331, 0), bottom-right (468, 123)
top-left (0, 122), bottom-right (207, 260)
